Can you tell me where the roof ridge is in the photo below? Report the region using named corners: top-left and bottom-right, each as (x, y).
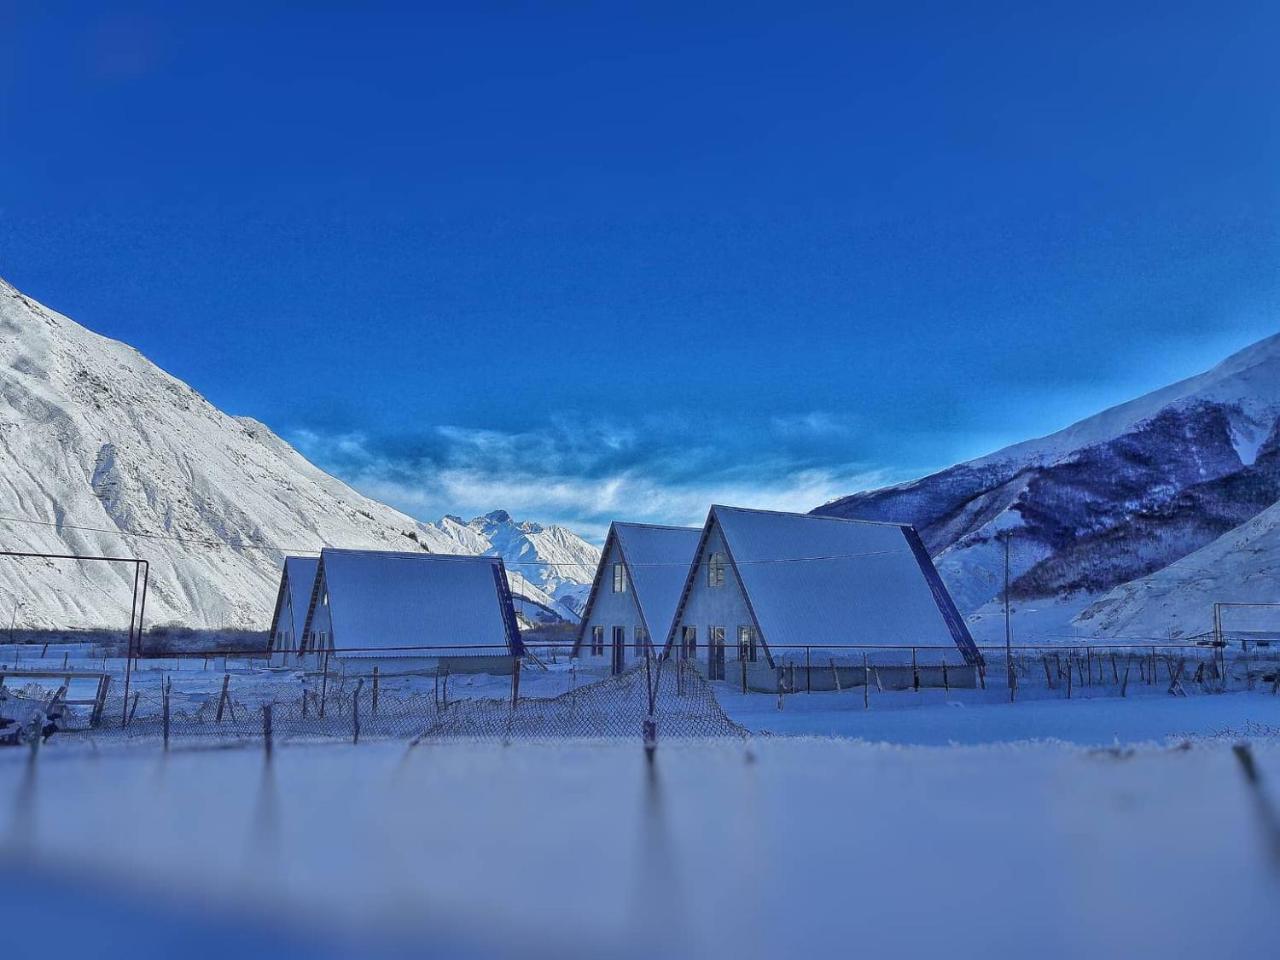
top-left (712, 504), bottom-right (912, 530)
top-left (320, 547), bottom-right (502, 563)
top-left (613, 521), bottom-right (703, 532)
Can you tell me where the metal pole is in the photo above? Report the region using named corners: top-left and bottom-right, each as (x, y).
top-left (1003, 533), bottom-right (1013, 697)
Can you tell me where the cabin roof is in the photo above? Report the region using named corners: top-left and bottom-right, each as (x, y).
top-left (307, 549), bottom-right (521, 657)
top-left (680, 506), bottom-right (979, 663)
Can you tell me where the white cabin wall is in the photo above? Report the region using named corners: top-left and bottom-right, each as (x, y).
top-left (579, 537), bottom-right (645, 671)
top-left (672, 522), bottom-right (758, 671)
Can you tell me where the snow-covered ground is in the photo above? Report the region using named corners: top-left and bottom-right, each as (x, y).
top-left (4, 643), bottom-right (1280, 957)
top-left (719, 684), bottom-right (1280, 744)
top-left (3, 735), bottom-right (1279, 959)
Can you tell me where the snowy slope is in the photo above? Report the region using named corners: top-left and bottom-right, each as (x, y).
top-left (816, 333), bottom-right (1280, 633)
top-left (1074, 500), bottom-right (1280, 639)
top-left (426, 510), bottom-right (599, 620)
top-left (0, 277), bottom-right (595, 631)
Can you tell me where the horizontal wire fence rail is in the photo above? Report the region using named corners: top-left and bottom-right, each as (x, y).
top-left (6, 639), bottom-right (1277, 749)
top-left (57, 657), bottom-right (747, 746)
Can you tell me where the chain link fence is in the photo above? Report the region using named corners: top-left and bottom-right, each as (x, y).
top-left (58, 657), bottom-right (745, 747)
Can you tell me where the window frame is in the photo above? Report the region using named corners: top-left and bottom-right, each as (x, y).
top-left (612, 562), bottom-right (628, 593)
top-left (708, 552), bottom-right (726, 588)
top-left (591, 625), bottom-right (604, 656)
top-left (681, 625), bottom-right (697, 660)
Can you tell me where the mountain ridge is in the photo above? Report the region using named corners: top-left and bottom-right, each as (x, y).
top-left (0, 277), bottom-right (598, 632)
top-left (816, 332), bottom-right (1280, 638)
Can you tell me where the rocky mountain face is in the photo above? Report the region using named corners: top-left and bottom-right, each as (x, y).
top-left (0, 277), bottom-right (596, 633)
top-left (428, 510), bottom-right (597, 621)
top-left (816, 333), bottom-right (1280, 639)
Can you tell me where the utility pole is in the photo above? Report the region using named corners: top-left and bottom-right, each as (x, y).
top-left (1002, 532), bottom-right (1013, 695)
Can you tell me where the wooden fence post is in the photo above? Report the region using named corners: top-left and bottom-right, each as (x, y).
top-left (263, 703), bottom-right (273, 755)
top-left (912, 648), bottom-right (919, 692)
top-left (372, 665), bottom-right (380, 716)
top-left (352, 678), bottom-right (363, 744)
top-left (1121, 657), bottom-right (1131, 697)
top-left (806, 648), bottom-right (812, 693)
top-left (776, 667), bottom-right (784, 711)
top-left (162, 679), bottom-right (170, 750)
top-left (216, 673), bottom-right (230, 723)
top-left (863, 653), bottom-right (869, 710)
top-left (942, 657), bottom-right (950, 693)
top-left (740, 654), bottom-right (748, 694)
top-left (319, 654), bottom-right (329, 719)
top-left (511, 658), bottom-right (522, 710)
top-left (1066, 658), bottom-right (1073, 700)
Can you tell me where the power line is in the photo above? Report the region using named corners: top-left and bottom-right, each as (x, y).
top-left (0, 512), bottom-right (909, 567)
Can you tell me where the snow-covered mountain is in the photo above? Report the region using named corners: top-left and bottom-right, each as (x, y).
top-left (1074, 498), bottom-right (1280, 639)
top-left (427, 510), bottom-right (597, 620)
top-left (816, 333), bottom-right (1280, 639)
top-left (0, 277), bottom-right (597, 632)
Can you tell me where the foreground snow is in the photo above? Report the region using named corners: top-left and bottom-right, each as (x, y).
top-left (2, 736), bottom-right (1278, 959)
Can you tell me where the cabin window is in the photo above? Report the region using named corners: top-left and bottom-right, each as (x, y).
top-left (708, 552), bottom-right (726, 588)
top-left (591, 625), bottom-right (605, 656)
top-left (612, 563), bottom-right (628, 593)
top-left (681, 626), bottom-right (697, 660)
top-left (738, 625), bottom-right (758, 663)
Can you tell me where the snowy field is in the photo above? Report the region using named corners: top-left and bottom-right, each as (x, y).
top-left (2, 735), bottom-right (1279, 959)
top-left (1, 647), bottom-right (1279, 958)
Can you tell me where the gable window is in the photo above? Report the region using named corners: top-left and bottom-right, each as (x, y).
top-left (612, 562), bottom-right (628, 593)
top-left (708, 552), bottom-right (726, 588)
top-left (636, 626), bottom-right (650, 658)
top-left (591, 625), bottom-right (604, 656)
top-left (738, 625), bottom-right (758, 663)
top-left (681, 626), bottom-right (697, 660)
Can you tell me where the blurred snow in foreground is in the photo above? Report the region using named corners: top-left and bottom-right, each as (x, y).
top-left (1, 731), bottom-right (1278, 959)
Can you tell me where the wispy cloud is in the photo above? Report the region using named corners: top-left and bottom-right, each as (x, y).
top-left (290, 412), bottom-right (903, 541)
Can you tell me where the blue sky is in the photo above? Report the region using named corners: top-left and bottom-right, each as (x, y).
top-left (2, 2), bottom-right (1279, 538)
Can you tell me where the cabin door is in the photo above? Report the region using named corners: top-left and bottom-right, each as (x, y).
top-left (708, 626), bottom-right (726, 680)
top-left (611, 626), bottom-right (626, 675)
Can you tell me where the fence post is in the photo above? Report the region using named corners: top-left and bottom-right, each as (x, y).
top-left (1121, 656), bottom-right (1131, 697)
top-left (319, 653), bottom-right (329, 719)
top-left (301, 677), bottom-right (309, 719)
top-left (912, 648), bottom-right (919, 692)
top-left (1066, 658), bottom-right (1073, 700)
top-left (511, 658), bottom-right (522, 710)
top-left (863, 653), bottom-right (869, 710)
top-left (263, 703), bottom-right (273, 755)
top-left (162, 679), bottom-right (170, 750)
top-left (776, 667), bottom-right (784, 711)
top-left (372, 666), bottom-right (380, 716)
top-left (352, 678), bottom-right (363, 744)
top-left (740, 654), bottom-right (748, 694)
top-left (806, 648), bottom-right (812, 692)
top-left (829, 658), bottom-right (841, 693)
top-left (127, 691), bottom-right (140, 726)
top-left (216, 673), bottom-right (230, 723)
